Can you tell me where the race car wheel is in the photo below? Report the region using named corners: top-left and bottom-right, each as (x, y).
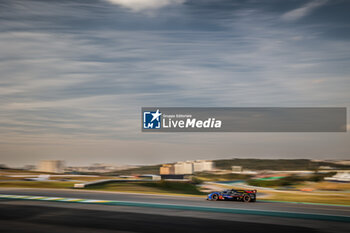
top-left (242, 195), bottom-right (251, 202)
top-left (211, 194), bottom-right (219, 201)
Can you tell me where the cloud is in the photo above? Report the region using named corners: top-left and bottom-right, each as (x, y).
top-left (105, 0), bottom-right (184, 12)
top-left (282, 0), bottom-right (328, 21)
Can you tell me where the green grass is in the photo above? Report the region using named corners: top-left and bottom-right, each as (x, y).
top-left (0, 169), bottom-right (56, 175)
top-left (140, 181), bottom-right (203, 195)
top-left (0, 180), bottom-right (202, 195)
top-left (105, 165), bottom-right (162, 176)
top-left (247, 173), bottom-right (336, 187)
top-left (262, 191), bottom-right (350, 205)
top-left (0, 181), bottom-right (75, 189)
top-left (195, 172), bottom-right (252, 181)
top-left (86, 181), bottom-right (203, 195)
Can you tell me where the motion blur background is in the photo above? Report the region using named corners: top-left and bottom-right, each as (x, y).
top-left (0, 0), bottom-right (349, 166)
top-left (0, 1), bottom-right (349, 232)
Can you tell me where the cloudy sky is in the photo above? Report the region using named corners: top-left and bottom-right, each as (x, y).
top-left (0, 0), bottom-right (349, 167)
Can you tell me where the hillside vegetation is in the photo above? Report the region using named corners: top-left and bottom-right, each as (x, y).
top-left (106, 165), bottom-right (162, 175)
top-left (214, 159), bottom-right (350, 171)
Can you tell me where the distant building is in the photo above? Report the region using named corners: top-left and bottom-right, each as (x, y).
top-left (193, 160), bottom-right (214, 172)
top-left (37, 160), bottom-right (65, 173)
top-left (174, 161), bottom-right (193, 175)
top-left (65, 163), bottom-right (134, 173)
top-left (160, 162), bottom-right (192, 175)
top-left (83, 163), bottom-right (115, 173)
top-left (232, 166), bottom-right (243, 173)
top-left (160, 164), bottom-right (175, 175)
top-left (160, 160), bottom-right (214, 175)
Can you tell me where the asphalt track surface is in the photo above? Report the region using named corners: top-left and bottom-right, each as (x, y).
top-left (0, 188), bottom-right (349, 233)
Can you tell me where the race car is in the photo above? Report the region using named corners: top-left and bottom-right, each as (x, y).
top-left (207, 189), bottom-right (257, 202)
